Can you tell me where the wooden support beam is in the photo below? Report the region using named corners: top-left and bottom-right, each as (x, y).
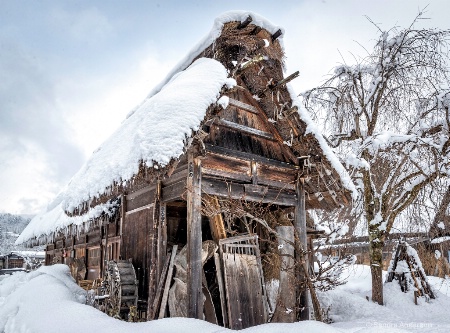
top-left (186, 152), bottom-right (203, 319)
top-left (237, 15), bottom-right (252, 29)
top-left (294, 178), bottom-right (310, 320)
top-left (270, 71), bottom-right (300, 91)
top-left (271, 29), bottom-right (282, 41)
top-left (272, 226), bottom-right (296, 322)
top-left (147, 181), bottom-right (160, 319)
top-left (205, 144), bottom-right (298, 170)
top-left (100, 225), bottom-right (105, 278)
top-left (202, 177), bottom-right (297, 207)
top-left (228, 97), bottom-right (259, 114)
top-left (155, 181), bottom-right (164, 280)
top-left (119, 194), bottom-right (126, 259)
top-left (205, 196), bottom-right (227, 242)
top-left (157, 202), bottom-right (167, 279)
top-left (216, 118), bottom-right (276, 141)
top-left (250, 26), bottom-right (262, 35)
top-left (158, 245), bottom-right (178, 319)
top-left (257, 71), bottom-right (300, 100)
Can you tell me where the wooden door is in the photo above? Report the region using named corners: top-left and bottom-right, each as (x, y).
top-left (219, 235), bottom-right (267, 329)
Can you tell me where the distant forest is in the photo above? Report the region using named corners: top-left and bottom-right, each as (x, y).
top-left (0, 213), bottom-right (33, 255)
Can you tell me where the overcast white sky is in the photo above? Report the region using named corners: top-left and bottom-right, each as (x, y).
top-left (0, 0), bottom-right (448, 215)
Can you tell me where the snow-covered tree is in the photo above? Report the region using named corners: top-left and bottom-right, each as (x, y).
top-left (429, 185), bottom-right (450, 237)
top-left (302, 13), bottom-right (450, 304)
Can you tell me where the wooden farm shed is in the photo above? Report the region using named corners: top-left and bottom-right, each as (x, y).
top-left (17, 12), bottom-right (355, 329)
top-left (0, 252), bottom-right (25, 269)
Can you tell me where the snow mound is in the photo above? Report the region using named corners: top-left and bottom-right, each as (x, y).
top-left (0, 265), bottom-right (341, 333)
top-left (320, 265), bottom-right (450, 333)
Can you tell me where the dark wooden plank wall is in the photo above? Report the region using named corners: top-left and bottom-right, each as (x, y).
top-left (123, 206), bottom-right (153, 301)
top-left (86, 246), bottom-right (101, 279)
top-left (202, 151), bottom-right (252, 182)
top-left (201, 147), bottom-right (298, 207)
top-left (206, 90), bottom-right (289, 163)
top-left (122, 186), bottom-right (157, 302)
top-left (208, 120), bottom-right (286, 163)
top-left (126, 186), bottom-right (155, 212)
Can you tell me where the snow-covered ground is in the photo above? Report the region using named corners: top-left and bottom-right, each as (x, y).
top-left (321, 265), bottom-right (450, 333)
top-left (1, 264), bottom-right (450, 333)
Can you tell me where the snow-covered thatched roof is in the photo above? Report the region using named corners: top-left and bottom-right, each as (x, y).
top-left (17, 11), bottom-right (356, 245)
top-left (17, 57), bottom-right (231, 244)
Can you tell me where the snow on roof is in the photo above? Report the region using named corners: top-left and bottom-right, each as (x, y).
top-left (11, 251), bottom-right (45, 258)
top-left (17, 58), bottom-right (230, 245)
top-left (431, 236), bottom-right (450, 244)
top-left (127, 11), bottom-right (283, 119)
top-left (61, 58), bottom-right (232, 213)
top-left (16, 200), bottom-right (119, 245)
top-left (287, 85), bottom-right (358, 200)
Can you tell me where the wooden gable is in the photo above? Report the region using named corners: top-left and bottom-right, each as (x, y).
top-left (200, 83), bottom-right (299, 207)
top-left (205, 82), bottom-right (297, 165)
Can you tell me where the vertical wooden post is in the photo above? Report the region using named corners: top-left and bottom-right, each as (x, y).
top-left (72, 236), bottom-right (75, 259)
top-left (148, 182), bottom-right (161, 320)
top-left (100, 225), bottom-right (104, 278)
top-left (104, 225), bottom-right (109, 261)
top-left (153, 180), bottom-right (162, 280)
top-left (186, 152), bottom-right (203, 319)
top-left (295, 177), bottom-right (310, 320)
top-left (119, 194), bottom-right (126, 259)
top-left (214, 252), bottom-right (228, 327)
top-left (272, 226), bottom-right (296, 322)
top-left (158, 204), bottom-right (167, 269)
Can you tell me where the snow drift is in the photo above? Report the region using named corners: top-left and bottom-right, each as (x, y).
top-left (0, 265), bottom-right (340, 333)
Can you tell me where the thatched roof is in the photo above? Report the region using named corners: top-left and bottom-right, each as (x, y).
top-left (17, 11), bottom-right (356, 245)
top-left (196, 18), bottom-right (355, 208)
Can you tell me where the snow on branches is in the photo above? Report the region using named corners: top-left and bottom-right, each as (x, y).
top-left (302, 11), bottom-right (450, 305)
top-left (302, 13), bottom-right (450, 236)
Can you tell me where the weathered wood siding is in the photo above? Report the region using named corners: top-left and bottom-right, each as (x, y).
top-left (205, 89), bottom-right (293, 164)
top-left (122, 186), bottom-right (157, 302)
top-left (220, 236), bottom-right (267, 329)
top-left (123, 207), bottom-right (152, 300)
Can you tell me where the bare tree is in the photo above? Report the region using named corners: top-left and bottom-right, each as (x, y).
top-left (429, 184), bottom-right (450, 237)
top-left (302, 12), bottom-right (450, 304)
